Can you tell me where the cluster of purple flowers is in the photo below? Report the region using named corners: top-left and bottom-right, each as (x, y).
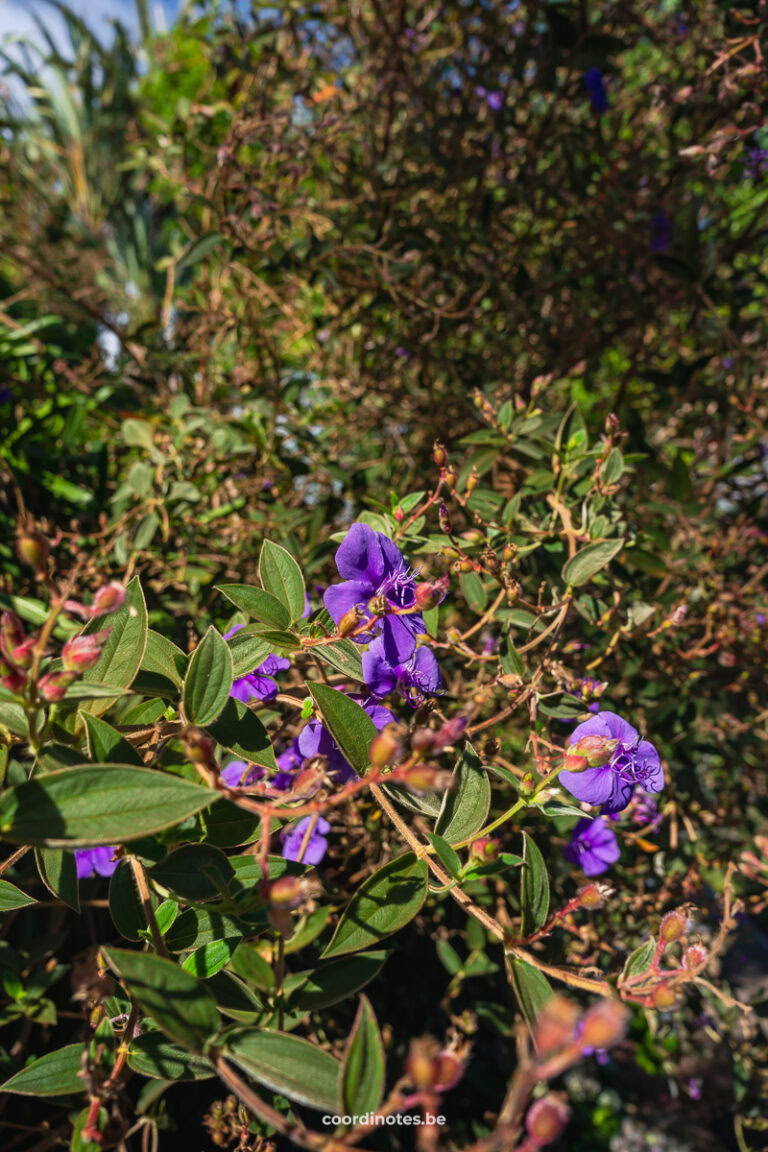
top-left (561, 711), bottom-right (665, 876)
top-left (323, 523), bottom-right (443, 704)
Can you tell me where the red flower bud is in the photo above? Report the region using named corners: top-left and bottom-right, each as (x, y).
top-left (519, 771), bottom-right (537, 798)
top-left (0, 611), bottom-right (26, 664)
top-left (434, 1050), bottom-right (465, 1091)
top-left (684, 943), bottom-right (708, 969)
top-left (62, 631), bottom-right (110, 672)
top-left (525, 1094), bottom-right (570, 1146)
top-left (579, 882), bottom-right (612, 909)
top-left (90, 582), bottom-right (126, 618)
top-left (266, 875), bottom-right (304, 908)
top-left (570, 735), bottom-right (619, 767)
top-left (11, 637), bottom-right (36, 669)
top-left (1, 664), bottom-right (27, 694)
top-left (38, 670), bottom-right (76, 701)
top-left (469, 836), bottom-right (499, 863)
top-left (406, 1037), bottom-right (441, 1091)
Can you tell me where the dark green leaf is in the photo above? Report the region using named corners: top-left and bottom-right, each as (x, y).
top-left (621, 937), bottom-right (656, 981)
top-left (307, 683), bottom-right (376, 777)
top-left (341, 995), bottom-right (385, 1116)
top-left (435, 743), bottom-right (491, 845)
top-left (167, 909), bottom-right (243, 953)
top-left (0, 766), bottom-right (213, 846)
top-left (182, 939), bottom-right (239, 979)
top-left (0, 878), bottom-right (36, 911)
top-left (35, 847), bottom-right (80, 912)
top-left (217, 584), bottom-right (291, 630)
top-left (82, 713), bottom-right (142, 766)
top-left (507, 958), bottom-right (553, 1033)
top-left (258, 541), bottom-right (306, 623)
top-left (208, 698), bottom-right (277, 771)
top-left (0, 1043), bottom-right (84, 1096)
top-left (225, 627), bottom-right (273, 678)
top-left (183, 627), bottom-right (233, 726)
top-left (103, 947), bottom-right (220, 1050)
top-left (426, 833), bottom-right (461, 878)
top-left (222, 1027), bottom-right (340, 1112)
top-left (322, 853), bottom-right (428, 959)
top-left (81, 576), bottom-right (148, 715)
top-left (312, 639), bottom-right (365, 682)
top-left (141, 630), bottom-right (186, 687)
top-left (109, 861), bottom-right (152, 941)
top-left (149, 845), bottom-right (234, 903)
top-left (287, 952), bottom-right (388, 1011)
top-left (127, 1032), bottom-right (214, 1081)
top-left (520, 833), bottom-right (550, 936)
top-left (230, 944), bottom-right (275, 991)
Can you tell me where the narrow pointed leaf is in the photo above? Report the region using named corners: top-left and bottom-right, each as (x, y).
top-left (208, 697), bottom-right (277, 771)
top-left (435, 742), bottom-right (491, 845)
top-left (561, 539), bottom-right (625, 587)
top-left (0, 1043), bottom-right (84, 1096)
top-left (520, 832), bottom-right (550, 936)
top-left (0, 878), bottom-right (37, 911)
top-left (35, 847), bottom-right (80, 912)
top-left (341, 994), bottom-right (386, 1115)
top-left (127, 1033), bottom-right (214, 1081)
top-left (223, 1027), bottom-right (340, 1112)
top-left (83, 713), bottom-right (142, 766)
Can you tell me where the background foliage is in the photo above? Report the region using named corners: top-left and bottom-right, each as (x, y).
top-left (0, 2), bottom-right (766, 1151)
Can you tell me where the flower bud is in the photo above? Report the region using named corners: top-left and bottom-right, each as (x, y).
top-left (369, 724), bottom-right (403, 768)
top-left (0, 611), bottom-right (26, 664)
top-left (519, 771), bottom-right (536, 798)
top-left (579, 882), bottom-right (612, 910)
top-left (403, 763), bottom-right (439, 791)
top-left (406, 1037), bottom-right (441, 1091)
top-left (525, 1094), bottom-right (570, 1147)
top-left (534, 996), bottom-right (580, 1055)
top-left (580, 999), bottom-right (628, 1051)
top-left (434, 1050), bottom-right (464, 1091)
top-left (1, 664), bottom-right (27, 694)
top-left (659, 910), bottom-right (686, 943)
top-left (502, 543), bottom-right (517, 564)
top-left (90, 582), bottom-right (126, 618)
top-left (483, 548), bottom-right (500, 573)
top-left (184, 728), bottom-right (217, 767)
top-left (605, 412), bottom-right (620, 437)
top-left (505, 579), bottom-right (520, 605)
top-left (10, 637), bottom-right (36, 669)
top-left (562, 753), bottom-right (589, 773)
top-left (438, 505), bottom-right (452, 535)
top-left (411, 727), bottom-right (437, 754)
top-left (338, 605), bottom-right (364, 636)
top-left (433, 716), bottom-right (468, 751)
top-left (470, 836), bottom-right (499, 863)
top-left (16, 529), bottom-right (49, 574)
top-left (569, 735), bottom-right (619, 768)
top-left (393, 506), bottom-right (404, 522)
top-left (443, 465), bottom-right (457, 491)
top-left (433, 440), bottom-right (447, 468)
top-left (38, 670), bottom-right (76, 701)
top-left (684, 943), bottom-right (708, 969)
top-left (62, 631), bottom-right (110, 672)
top-left (466, 467), bottom-right (479, 494)
top-left (651, 983), bottom-right (679, 1010)
top-left (266, 875), bottom-right (304, 909)
top-left (414, 576), bottom-right (448, 611)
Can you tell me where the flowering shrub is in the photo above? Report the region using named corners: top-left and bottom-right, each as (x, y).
top-left (0, 2), bottom-right (766, 1150)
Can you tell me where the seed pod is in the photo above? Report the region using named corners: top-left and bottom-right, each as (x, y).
top-left (443, 466), bottom-right (457, 491)
top-left (16, 529), bottom-right (50, 574)
top-left (338, 605), bottom-right (364, 636)
top-left (534, 995), bottom-right (580, 1055)
top-left (659, 910), bottom-right (686, 943)
top-left (406, 1037), bottom-right (441, 1091)
top-left (525, 1094), bottom-right (570, 1146)
top-left (466, 467), bottom-right (479, 494)
top-left (651, 983), bottom-right (679, 1010)
top-left (433, 440), bottom-right (447, 468)
top-left (369, 724), bottom-right (404, 768)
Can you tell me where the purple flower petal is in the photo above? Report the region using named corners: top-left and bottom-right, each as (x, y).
top-left (334, 523), bottom-right (386, 584)
top-left (281, 816), bottom-right (331, 865)
top-left (564, 817), bottom-right (620, 876)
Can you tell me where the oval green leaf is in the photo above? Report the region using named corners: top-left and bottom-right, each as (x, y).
top-left (0, 878), bottom-right (37, 911)
top-left (183, 626), bottom-right (233, 726)
top-left (222, 1027), bottom-right (340, 1112)
top-left (217, 584), bottom-right (291, 630)
top-left (258, 540), bottom-right (306, 623)
top-left (307, 682), bottom-right (376, 777)
top-left (561, 539), bottom-right (625, 587)
top-left (127, 1032), bottom-right (214, 1081)
top-left (81, 576), bottom-right (148, 715)
top-left (520, 832), bottom-right (550, 937)
top-left (322, 853), bottom-right (428, 959)
top-left (341, 994), bottom-right (386, 1116)
top-left (0, 1043), bottom-right (84, 1096)
top-left (435, 742), bottom-right (491, 845)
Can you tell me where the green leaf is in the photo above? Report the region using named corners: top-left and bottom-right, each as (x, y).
top-left (229, 944), bottom-right (275, 991)
top-left (520, 833), bottom-right (550, 936)
top-left (507, 958), bottom-right (553, 1032)
top-left (149, 845), bottom-right (234, 903)
top-left (0, 766), bottom-right (214, 846)
top-left (217, 584), bottom-right (291, 629)
top-left (177, 231), bottom-right (224, 271)
top-left (258, 540), bottom-right (306, 623)
top-left (141, 630), bottom-right (186, 688)
top-left (621, 937), bottom-right (656, 981)
top-left (109, 860), bottom-right (152, 941)
top-left (122, 419), bottom-right (153, 449)
top-left (426, 833), bottom-right (461, 878)
top-left (222, 1028), bottom-right (340, 1112)
top-left (287, 952), bottom-right (388, 1012)
top-left (35, 847), bottom-right (79, 912)
top-left (0, 878), bottom-right (36, 911)
top-left (341, 995), bottom-right (386, 1116)
top-left (82, 713), bottom-right (142, 766)
top-left (182, 939), bottom-right (239, 979)
top-left (312, 638), bottom-right (365, 682)
top-left (203, 798), bottom-right (261, 848)
top-left (322, 853), bottom-right (428, 959)
top-left (435, 743), bottom-right (491, 845)
top-left (208, 697), bottom-right (277, 771)
top-left (561, 539), bottom-right (625, 587)
top-left (183, 627), bottom-right (233, 726)
top-left (460, 570), bottom-right (488, 613)
top-left (307, 683), bottom-right (376, 777)
top-left (80, 576), bottom-right (148, 715)
top-left (225, 628), bottom-right (273, 678)
top-left (167, 910), bottom-right (243, 953)
top-left (103, 947), bottom-right (220, 1050)
top-left (127, 1032), bottom-right (215, 1081)
top-left (0, 1043), bottom-right (84, 1096)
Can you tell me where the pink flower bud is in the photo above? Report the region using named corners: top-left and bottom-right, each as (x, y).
top-left (0, 611), bottom-right (26, 664)
top-left (62, 631), bottom-right (110, 672)
top-left (38, 670), bottom-right (77, 701)
top-left (406, 1037), bottom-right (441, 1091)
top-left (11, 637), bottom-right (36, 669)
top-left (525, 1094), bottom-right (570, 1146)
top-left (90, 582), bottom-right (126, 618)
top-left (434, 1050), bottom-right (465, 1091)
top-left (433, 716), bottom-right (468, 751)
top-left (470, 836), bottom-right (499, 863)
top-left (1, 664), bottom-right (27, 694)
top-left (580, 999), bottom-right (628, 1050)
top-left (579, 882), bottom-right (613, 909)
top-left (369, 724), bottom-right (404, 768)
top-left (534, 995), bottom-right (581, 1055)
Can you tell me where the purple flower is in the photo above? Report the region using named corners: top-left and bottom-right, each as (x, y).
top-left (281, 816), bottom-right (330, 865)
top-left (559, 711), bottom-right (663, 813)
top-left (323, 523), bottom-right (425, 666)
top-left (221, 759), bottom-right (263, 788)
top-left (298, 695), bottom-right (396, 783)
top-left (583, 67), bottom-right (608, 113)
top-left (477, 86), bottom-right (504, 110)
top-left (563, 817), bottom-right (620, 876)
top-left (75, 847), bottom-right (119, 880)
top-left (362, 636), bottom-right (442, 703)
top-left (224, 625), bottom-right (290, 702)
top-left (743, 146), bottom-right (768, 178)
top-left (631, 793), bottom-right (663, 832)
top-left (649, 209), bottom-right (672, 253)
